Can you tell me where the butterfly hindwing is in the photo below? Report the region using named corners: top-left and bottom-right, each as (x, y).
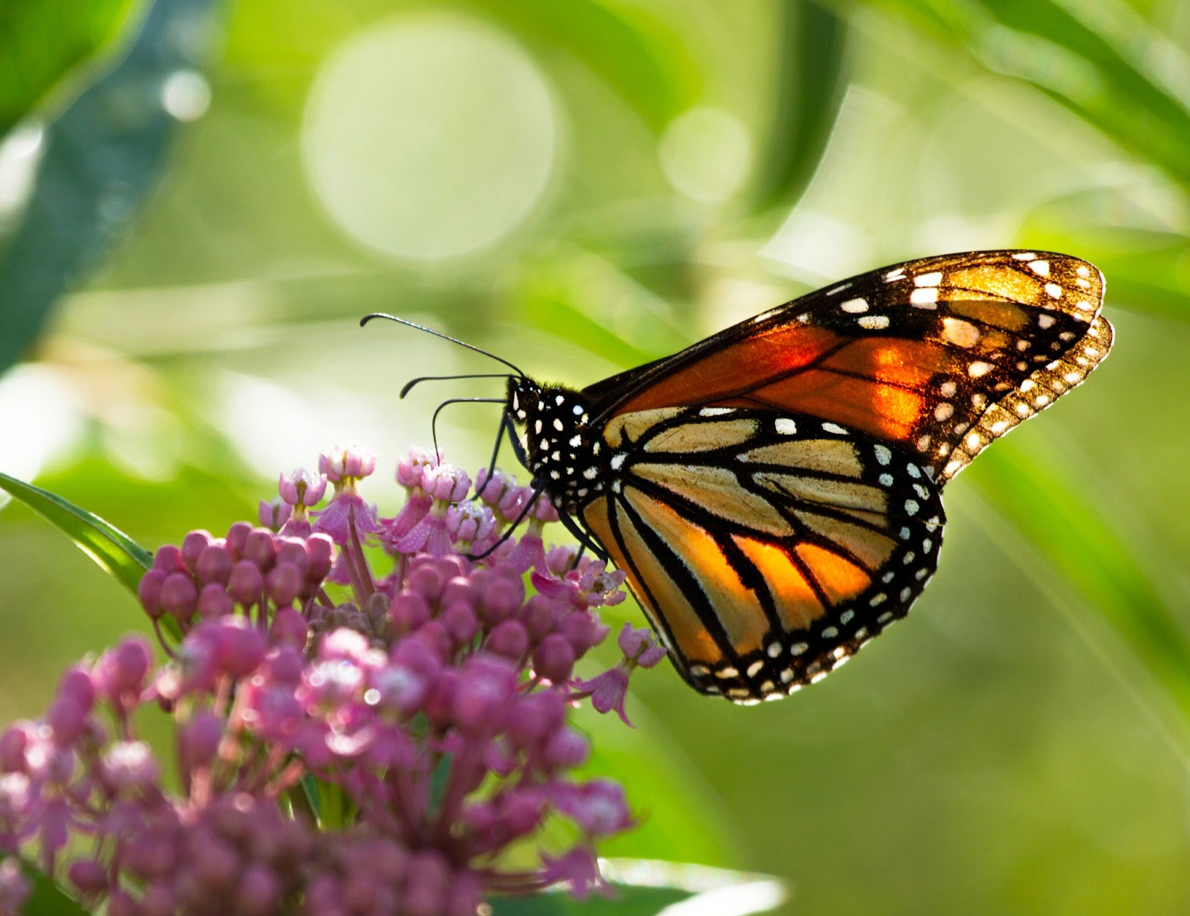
top-left (584, 251), bottom-right (1111, 485)
top-left (578, 406), bottom-right (944, 702)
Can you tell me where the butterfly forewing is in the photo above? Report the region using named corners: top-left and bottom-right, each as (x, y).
top-left (584, 251), bottom-right (1111, 486)
top-left (579, 407), bottom-right (944, 702)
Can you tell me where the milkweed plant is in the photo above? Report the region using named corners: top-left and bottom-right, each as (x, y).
top-left (0, 444), bottom-right (668, 916)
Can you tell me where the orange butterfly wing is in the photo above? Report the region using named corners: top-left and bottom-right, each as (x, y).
top-left (584, 251), bottom-right (1112, 485)
top-left (578, 407), bottom-right (944, 701)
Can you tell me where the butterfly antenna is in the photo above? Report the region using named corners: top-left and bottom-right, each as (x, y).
top-left (400, 373), bottom-right (514, 399)
top-left (360, 314), bottom-right (525, 379)
top-left (430, 397), bottom-right (505, 454)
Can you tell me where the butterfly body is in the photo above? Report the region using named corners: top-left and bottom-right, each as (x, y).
top-left (497, 250), bottom-right (1113, 704)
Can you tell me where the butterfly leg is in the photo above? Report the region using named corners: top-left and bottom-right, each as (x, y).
top-left (553, 507), bottom-right (608, 562)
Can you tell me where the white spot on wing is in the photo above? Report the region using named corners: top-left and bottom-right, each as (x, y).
top-left (910, 287), bottom-right (938, 307)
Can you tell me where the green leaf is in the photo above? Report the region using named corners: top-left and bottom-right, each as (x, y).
top-left (0, 470), bottom-right (152, 595)
top-left (489, 859), bottom-right (786, 915)
top-left (0, 0), bottom-right (220, 376)
top-left (749, 0), bottom-right (849, 213)
top-left (2, 859), bottom-right (89, 916)
top-left (0, 0), bottom-right (139, 136)
top-left (873, 0), bottom-right (1190, 192)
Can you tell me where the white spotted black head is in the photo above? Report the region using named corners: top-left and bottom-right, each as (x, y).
top-left (505, 377), bottom-right (606, 514)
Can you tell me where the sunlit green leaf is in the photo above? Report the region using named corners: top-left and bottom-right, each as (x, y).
top-left (489, 859), bottom-right (785, 916)
top-left (0, 0), bottom-right (139, 137)
top-left (0, 0), bottom-right (218, 376)
top-left (749, 1), bottom-right (848, 213)
top-left (870, 0), bottom-right (1190, 191)
top-left (0, 470), bottom-right (152, 595)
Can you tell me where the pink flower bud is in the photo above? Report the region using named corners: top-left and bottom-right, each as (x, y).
top-left (303, 533), bottom-right (332, 577)
top-left (486, 620), bottom-right (528, 660)
top-left (160, 572), bottom-right (199, 620)
top-left (137, 568), bottom-right (166, 618)
top-left (227, 560), bottom-right (264, 606)
top-left (222, 624), bottom-right (266, 677)
top-left (481, 574), bottom-right (524, 623)
top-left (198, 583), bottom-right (234, 619)
top-left (224, 521), bottom-right (252, 559)
top-left (151, 544), bottom-right (185, 574)
top-left (275, 538), bottom-right (310, 576)
top-left (181, 530), bottom-right (214, 573)
top-left (558, 611), bottom-right (609, 657)
top-left (267, 562), bottom-right (302, 606)
top-left (406, 562), bottom-right (444, 601)
top-left (533, 634), bottom-right (575, 683)
top-left (0, 725), bottom-right (30, 771)
top-left (390, 591), bottom-right (430, 634)
top-left (196, 543), bottom-right (233, 585)
top-left (242, 528), bottom-right (277, 570)
top-left (441, 602), bottom-right (478, 644)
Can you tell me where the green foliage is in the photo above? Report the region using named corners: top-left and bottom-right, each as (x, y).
top-left (0, 0), bottom-right (138, 135)
top-left (0, 0), bottom-right (218, 375)
top-left (0, 470), bottom-right (151, 595)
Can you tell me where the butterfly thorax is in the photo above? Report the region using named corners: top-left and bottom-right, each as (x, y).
top-left (506, 377), bottom-right (606, 515)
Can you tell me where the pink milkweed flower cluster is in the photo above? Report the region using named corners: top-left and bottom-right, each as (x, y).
top-left (0, 445), bottom-right (666, 916)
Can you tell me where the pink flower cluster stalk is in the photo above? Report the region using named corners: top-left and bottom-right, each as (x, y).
top-left (0, 445), bottom-right (665, 916)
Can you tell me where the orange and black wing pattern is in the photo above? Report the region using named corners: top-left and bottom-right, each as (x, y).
top-left (579, 407), bottom-right (944, 701)
top-left (583, 251), bottom-right (1112, 486)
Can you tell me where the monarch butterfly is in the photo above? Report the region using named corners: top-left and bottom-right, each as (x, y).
top-left (374, 250), bottom-right (1113, 704)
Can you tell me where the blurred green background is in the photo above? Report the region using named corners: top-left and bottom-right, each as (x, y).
top-left (3, 0), bottom-right (1190, 913)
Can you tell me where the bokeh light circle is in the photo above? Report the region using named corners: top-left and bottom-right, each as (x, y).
top-left (302, 14), bottom-right (557, 262)
top-left (659, 106), bottom-right (751, 202)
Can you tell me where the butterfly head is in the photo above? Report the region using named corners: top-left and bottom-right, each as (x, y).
top-left (505, 377), bottom-right (602, 513)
